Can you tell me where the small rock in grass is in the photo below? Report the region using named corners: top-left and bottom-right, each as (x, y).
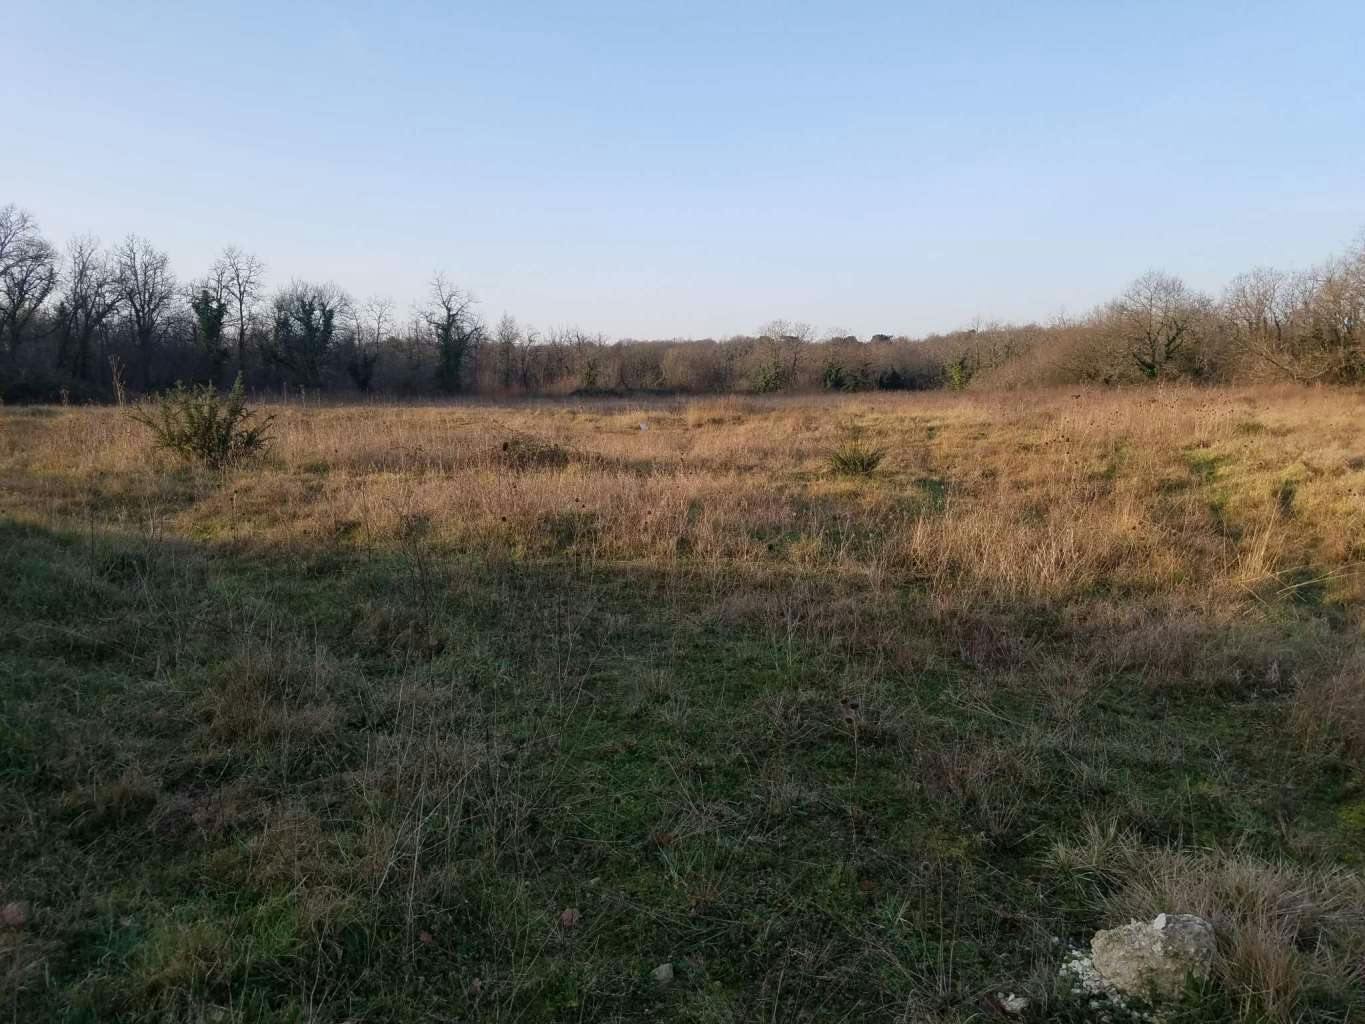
top-left (652, 962), bottom-right (674, 986)
top-left (0, 902), bottom-right (29, 928)
top-left (559, 907), bottom-right (580, 929)
top-left (997, 992), bottom-right (1029, 1015)
top-left (1091, 913), bottom-right (1214, 1000)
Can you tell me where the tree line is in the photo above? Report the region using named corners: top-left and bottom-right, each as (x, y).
top-left (2, 203), bottom-right (1362, 403)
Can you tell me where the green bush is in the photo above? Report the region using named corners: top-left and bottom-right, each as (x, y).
top-left (751, 359), bottom-right (788, 394)
top-left (944, 357), bottom-right (973, 391)
top-left (829, 438), bottom-right (887, 476)
top-left (130, 373), bottom-right (273, 468)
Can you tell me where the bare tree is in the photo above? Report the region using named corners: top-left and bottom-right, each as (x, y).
top-left (345, 295), bottom-right (392, 392)
top-left (1224, 254), bottom-right (1365, 384)
top-left (57, 237), bottom-right (122, 381)
top-left (493, 313), bottom-right (520, 391)
top-left (1110, 271), bottom-right (1206, 380)
top-left (424, 274), bottom-right (482, 394)
top-left (115, 236), bottom-right (177, 389)
top-left (0, 205), bottom-right (59, 355)
top-left (559, 327), bottom-right (607, 389)
top-left (1224, 267), bottom-right (1302, 379)
top-left (518, 326), bottom-right (541, 392)
top-left (1301, 252), bottom-right (1365, 383)
top-left (754, 319), bottom-right (814, 391)
top-left (217, 246), bottom-right (264, 375)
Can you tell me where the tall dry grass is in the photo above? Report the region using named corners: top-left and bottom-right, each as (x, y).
top-left (3, 386), bottom-right (1363, 688)
top-left (1052, 824), bottom-right (1365, 1021)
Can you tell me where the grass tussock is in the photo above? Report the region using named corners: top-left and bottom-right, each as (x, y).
top-left (829, 437), bottom-right (888, 476)
top-left (1051, 824), bottom-right (1365, 1021)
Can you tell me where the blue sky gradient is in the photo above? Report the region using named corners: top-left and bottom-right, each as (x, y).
top-left (5, 1), bottom-right (1363, 337)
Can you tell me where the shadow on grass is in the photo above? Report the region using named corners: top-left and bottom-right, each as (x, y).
top-left (1, 517), bottom-right (1359, 1023)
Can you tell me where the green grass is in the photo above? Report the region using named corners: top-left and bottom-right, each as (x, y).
top-left (2, 509), bottom-right (1360, 1023)
top-left (829, 439), bottom-right (888, 476)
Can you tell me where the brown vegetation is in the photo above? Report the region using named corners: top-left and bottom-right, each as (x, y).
top-left (2, 385), bottom-right (1363, 1021)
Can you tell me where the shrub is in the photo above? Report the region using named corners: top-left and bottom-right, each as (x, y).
top-left (496, 434), bottom-right (573, 470)
top-left (129, 373), bottom-right (273, 468)
top-left (821, 361), bottom-right (850, 391)
top-left (751, 359), bottom-right (788, 394)
top-left (829, 437), bottom-right (887, 476)
top-left (875, 366), bottom-right (908, 390)
top-left (944, 356), bottom-right (974, 391)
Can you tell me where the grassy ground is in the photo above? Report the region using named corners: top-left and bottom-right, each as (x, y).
top-left (2, 387), bottom-right (1363, 1022)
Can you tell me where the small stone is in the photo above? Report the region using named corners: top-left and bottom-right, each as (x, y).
top-left (0, 902), bottom-right (29, 928)
top-left (652, 962), bottom-right (674, 986)
top-left (559, 907), bottom-right (580, 929)
top-left (998, 992), bottom-right (1029, 1015)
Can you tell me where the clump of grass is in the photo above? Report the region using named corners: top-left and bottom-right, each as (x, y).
top-left (129, 372), bottom-right (272, 469)
top-left (1050, 824), bottom-right (1365, 1022)
top-left (1289, 653), bottom-right (1365, 762)
top-left (496, 433), bottom-right (573, 470)
top-left (829, 430), bottom-right (887, 476)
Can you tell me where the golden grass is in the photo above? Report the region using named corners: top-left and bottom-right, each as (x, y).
top-left (6, 385), bottom-right (1362, 652)
top-left (3, 386), bottom-right (1360, 745)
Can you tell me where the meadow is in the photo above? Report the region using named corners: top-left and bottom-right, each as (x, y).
top-left (2, 387), bottom-right (1364, 1022)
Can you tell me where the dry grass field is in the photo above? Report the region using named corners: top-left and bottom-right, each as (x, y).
top-left (2, 387), bottom-right (1364, 1022)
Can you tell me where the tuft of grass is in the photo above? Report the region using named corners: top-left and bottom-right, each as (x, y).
top-left (496, 433), bottom-right (574, 470)
top-left (1051, 825), bottom-right (1365, 1023)
top-left (829, 438), bottom-right (887, 476)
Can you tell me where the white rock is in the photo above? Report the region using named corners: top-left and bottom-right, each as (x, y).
top-left (998, 992), bottom-right (1029, 1015)
top-left (652, 962), bottom-right (674, 986)
top-left (1091, 913), bottom-right (1214, 999)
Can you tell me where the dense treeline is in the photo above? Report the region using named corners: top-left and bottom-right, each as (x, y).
top-left (2, 203), bottom-right (1362, 402)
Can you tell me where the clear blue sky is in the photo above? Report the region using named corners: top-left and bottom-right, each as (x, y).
top-left (5, 1), bottom-right (1363, 338)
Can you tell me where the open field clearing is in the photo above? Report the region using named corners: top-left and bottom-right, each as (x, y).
top-left (3, 387), bottom-right (1364, 1022)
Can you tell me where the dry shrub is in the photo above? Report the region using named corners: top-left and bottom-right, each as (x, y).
top-left (1051, 825), bottom-right (1365, 1021)
top-left (200, 636), bottom-right (347, 746)
top-left (1057, 599), bottom-right (1314, 690)
top-left (1290, 652), bottom-right (1365, 762)
top-left (917, 734), bottom-right (1046, 841)
top-left (61, 766), bottom-right (161, 836)
top-left (684, 395), bottom-right (763, 428)
top-left (246, 802), bottom-right (329, 887)
top-left (494, 433), bottom-right (574, 470)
